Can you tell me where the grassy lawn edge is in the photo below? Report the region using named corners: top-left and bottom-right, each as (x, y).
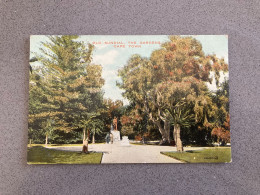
top-left (160, 152), bottom-right (188, 163)
top-left (27, 146), bottom-right (103, 165)
top-left (161, 148), bottom-right (232, 163)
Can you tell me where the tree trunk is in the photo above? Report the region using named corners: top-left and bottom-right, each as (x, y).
top-left (156, 121), bottom-right (167, 144)
top-left (83, 127), bottom-right (86, 144)
top-left (82, 129), bottom-right (90, 153)
top-left (92, 132), bottom-right (95, 144)
top-left (164, 120), bottom-right (171, 144)
top-left (150, 115), bottom-right (167, 144)
top-left (45, 133), bottom-right (48, 147)
top-left (173, 126), bottom-right (177, 143)
top-left (174, 124), bottom-right (183, 152)
top-left (158, 108), bottom-right (171, 144)
top-left (82, 139), bottom-right (88, 153)
top-left (145, 101), bottom-right (168, 144)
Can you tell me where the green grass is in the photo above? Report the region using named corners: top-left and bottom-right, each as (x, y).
top-left (27, 146), bottom-right (103, 164)
top-left (161, 147), bottom-right (231, 163)
top-left (28, 143), bottom-right (105, 147)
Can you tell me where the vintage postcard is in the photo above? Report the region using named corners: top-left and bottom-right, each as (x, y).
top-left (28, 35), bottom-right (230, 164)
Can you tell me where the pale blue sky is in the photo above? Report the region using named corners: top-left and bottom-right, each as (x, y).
top-left (30, 35), bottom-right (228, 105)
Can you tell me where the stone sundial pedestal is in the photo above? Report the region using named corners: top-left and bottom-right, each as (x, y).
top-left (121, 136), bottom-right (130, 146)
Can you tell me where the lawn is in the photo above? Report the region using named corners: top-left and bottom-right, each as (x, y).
top-left (27, 146), bottom-right (103, 164)
top-left (161, 147), bottom-right (231, 163)
top-left (28, 143), bottom-right (105, 147)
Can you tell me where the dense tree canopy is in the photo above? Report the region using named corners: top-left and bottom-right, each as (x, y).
top-left (29, 36), bottom-right (105, 145)
top-left (118, 36), bottom-right (229, 151)
top-left (29, 35), bottom-right (229, 150)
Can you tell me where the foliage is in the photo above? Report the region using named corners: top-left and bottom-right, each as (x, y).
top-left (166, 102), bottom-right (195, 128)
top-left (120, 106), bottom-right (143, 136)
top-left (210, 81), bottom-right (230, 144)
top-left (28, 35), bottom-right (230, 148)
top-left (118, 36), bottom-right (229, 148)
top-left (101, 98), bottom-right (127, 134)
top-left (29, 36), bottom-right (105, 144)
top-left (89, 118), bottom-right (105, 143)
top-left (211, 115), bottom-right (230, 143)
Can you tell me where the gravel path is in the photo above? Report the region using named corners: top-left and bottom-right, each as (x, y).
top-left (47, 143), bottom-right (203, 163)
top-left (100, 143), bottom-right (181, 163)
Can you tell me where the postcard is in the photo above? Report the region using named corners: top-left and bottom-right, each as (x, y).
top-left (28, 35), bottom-right (230, 164)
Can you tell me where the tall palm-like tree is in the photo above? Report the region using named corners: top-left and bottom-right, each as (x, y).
top-left (166, 101), bottom-right (194, 152)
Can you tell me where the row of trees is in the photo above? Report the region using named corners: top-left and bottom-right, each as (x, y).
top-left (118, 36), bottom-right (230, 151)
top-left (29, 35), bottom-right (230, 152)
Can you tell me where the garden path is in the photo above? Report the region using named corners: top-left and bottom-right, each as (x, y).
top-left (48, 143), bottom-right (188, 163)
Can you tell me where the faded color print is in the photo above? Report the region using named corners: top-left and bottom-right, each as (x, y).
top-left (28, 35), bottom-right (230, 164)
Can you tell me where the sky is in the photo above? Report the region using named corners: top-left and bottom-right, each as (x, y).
top-left (30, 35), bottom-right (228, 105)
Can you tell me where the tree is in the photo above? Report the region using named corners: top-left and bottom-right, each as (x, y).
top-left (166, 101), bottom-right (194, 151)
top-left (43, 118), bottom-right (55, 146)
top-left (29, 36), bottom-right (105, 149)
top-left (89, 119), bottom-right (104, 143)
top-left (211, 80), bottom-right (230, 145)
top-left (120, 109), bottom-right (142, 137)
top-left (118, 36), bottom-right (228, 151)
top-left (28, 66), bottom-right (60, 145)
top-left (103, 98), bottom-right (124, 131)
top-left (117, 55), bottom-right (170, 143)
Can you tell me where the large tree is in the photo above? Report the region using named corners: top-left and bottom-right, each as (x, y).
top-left (118, 36), bottom-right (228, 151)
top-left (28, 65), bottom-right (60, 145)
top-left (29, 36), bottom-right (105, 148)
